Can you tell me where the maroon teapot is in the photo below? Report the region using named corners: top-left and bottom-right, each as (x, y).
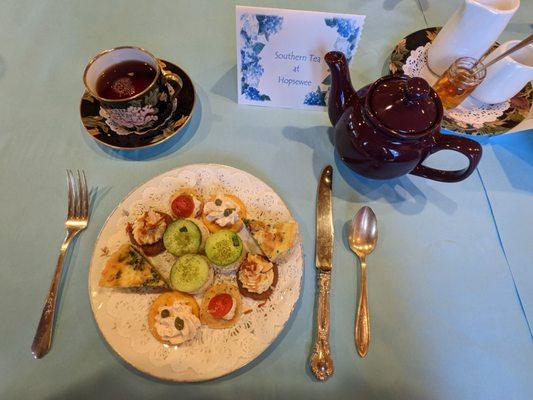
top-left (325, 51), bottom-right (482, 182)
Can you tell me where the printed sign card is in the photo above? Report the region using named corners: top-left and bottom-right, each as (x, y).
top-left (236, 6), bottom-right (365, 110)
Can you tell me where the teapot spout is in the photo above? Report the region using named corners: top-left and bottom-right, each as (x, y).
top-left (325, 51), bottom-right (359, 126)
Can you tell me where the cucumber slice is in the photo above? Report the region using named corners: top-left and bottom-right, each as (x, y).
top-left (205, 230), bottom-right (243, 266)
top-left (170, 254), bottom-right (211, 293)
top-left (163, 219), bottom-right (202, 256)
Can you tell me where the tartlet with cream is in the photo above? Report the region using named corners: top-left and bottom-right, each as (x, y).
top-left (237, 253), bottom-right (278, 301)
top-left (127, 210), bottom-right (173, 256)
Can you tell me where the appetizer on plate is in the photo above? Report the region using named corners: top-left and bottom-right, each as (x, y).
top-left (202, 193), bottom-right (247, 233)
top-left (200, 283), bottom-right (242, 329)
top-left (99, 244), bottom-right (167, 288)
top-left (127, 210), bottom-right (173, 256)
top-left (237, 254), bottom-right (278, 301)
top-left (163, 219), bottom-right (209, 257)
top-left (169, 254), bottom-right (214, 294)
top-left (205, 230), bottom-right (246, 274)
top-left (245, 219), bottom-right (297, 263)
top-left (170, 189), bottom-right (203, 219)
top-left (148, 291), bottom-right (201, 345)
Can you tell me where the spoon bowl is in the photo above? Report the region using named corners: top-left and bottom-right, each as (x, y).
top-left (349, 207), bottom-right (378, 258)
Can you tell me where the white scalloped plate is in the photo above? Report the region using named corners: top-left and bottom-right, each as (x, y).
top-left (88, 164), bottom-right (303, 381)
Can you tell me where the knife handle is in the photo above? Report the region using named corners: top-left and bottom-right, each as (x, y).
top-left (310, 271), bottom-right (334, 381)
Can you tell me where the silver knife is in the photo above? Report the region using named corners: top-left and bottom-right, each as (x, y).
top-left (309, 165), bottom-right (334, 381)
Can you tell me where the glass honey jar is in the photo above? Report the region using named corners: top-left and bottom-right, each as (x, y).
top-left (432, 57), bottom-right (486, 109)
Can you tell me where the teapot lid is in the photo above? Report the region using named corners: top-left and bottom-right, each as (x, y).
top-left (365, 75), bottom-right (442, 138)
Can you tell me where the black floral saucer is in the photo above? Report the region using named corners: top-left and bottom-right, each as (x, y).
top-left (389, 27), bottom-right (532, 136)
top-left (80, 60), bottom-right (195, 150)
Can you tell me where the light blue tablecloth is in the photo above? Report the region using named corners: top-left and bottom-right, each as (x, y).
top-left (425, 0), bottom-right (533, 340)
top-left (477, 132), bottom-right (533, 334)
top-left (1, 1), bottom-right (532, 399)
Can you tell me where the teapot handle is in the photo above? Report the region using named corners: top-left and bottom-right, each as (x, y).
top-left (410, 133), bottom-right (482, 182)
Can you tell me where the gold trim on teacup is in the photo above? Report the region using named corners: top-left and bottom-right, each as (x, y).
top-left (83, 46), bottom-right (162, 103)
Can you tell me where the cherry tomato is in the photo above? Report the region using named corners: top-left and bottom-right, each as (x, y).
top-left (171, 194), bottom-right (195, 217)
top-left (207, 294), bottom-right (233, 319)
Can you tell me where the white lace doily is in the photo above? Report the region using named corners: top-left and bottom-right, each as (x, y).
top-left (88, 164), bottom-right (304, 381)
top-left (403, 44), bottom-right (510, 128)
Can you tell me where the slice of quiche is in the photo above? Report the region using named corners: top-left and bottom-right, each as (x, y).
top-left (99, 244), bottom-right (168, 288)
top-left (245, 219), bottom-right (297, 263)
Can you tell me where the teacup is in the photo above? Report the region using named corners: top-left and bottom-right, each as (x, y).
top-left (83, 46), bottom-right (182, 134)
top-left (471, 41), bottom-right (533, 104)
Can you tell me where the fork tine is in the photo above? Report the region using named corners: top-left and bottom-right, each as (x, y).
top-left (71, 170), bottom-right (80, 219)
top-left (73, 170), bottom-right (80, 219)
top-left (75, 170), bottom-right (83, 219)
top-left (67, 170), bottom-right (75, 218)
top-left (80, 170), bottom-right (88, 220)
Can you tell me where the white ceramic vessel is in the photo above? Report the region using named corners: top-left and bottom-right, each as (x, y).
top-left (471, 41), bottom-right (533, 104)
top-left (427, 0), bottom-right (520, 76)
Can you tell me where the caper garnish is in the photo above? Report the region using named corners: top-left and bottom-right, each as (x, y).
top-left (174, 317), bottom-right (184, 330)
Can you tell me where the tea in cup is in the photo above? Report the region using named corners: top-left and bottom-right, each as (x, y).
top-left (83, 46), bottom-right (182, 134)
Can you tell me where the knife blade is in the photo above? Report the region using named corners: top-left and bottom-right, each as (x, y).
top-left (309, 165), bottom-right (334, 381)
top-left (315, 165), bottom-right (334, 271)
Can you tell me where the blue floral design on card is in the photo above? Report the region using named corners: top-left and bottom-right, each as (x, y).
top-left (325, 18), bottom-right (360, 63)
top-left (303, 86), bottom-right (328, 106)
top-left (303, 17), bottom-right (361, 106)
top-left (240, 14), bottom-right (283, 101)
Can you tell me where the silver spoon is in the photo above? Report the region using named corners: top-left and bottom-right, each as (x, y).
top-left (348, 206), bottom-right (378, 357)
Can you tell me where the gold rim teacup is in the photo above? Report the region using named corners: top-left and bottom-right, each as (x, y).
top-left (83, 46), bottom-right (182, 134)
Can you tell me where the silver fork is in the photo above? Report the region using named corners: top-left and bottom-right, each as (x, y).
top-left (31, 170), bottom-right (89, 359)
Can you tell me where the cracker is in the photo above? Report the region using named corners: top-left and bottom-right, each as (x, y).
top-left (148, 291), bottom-right (200, 344)
top-left (200, 283), bottom-right (242, 329)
